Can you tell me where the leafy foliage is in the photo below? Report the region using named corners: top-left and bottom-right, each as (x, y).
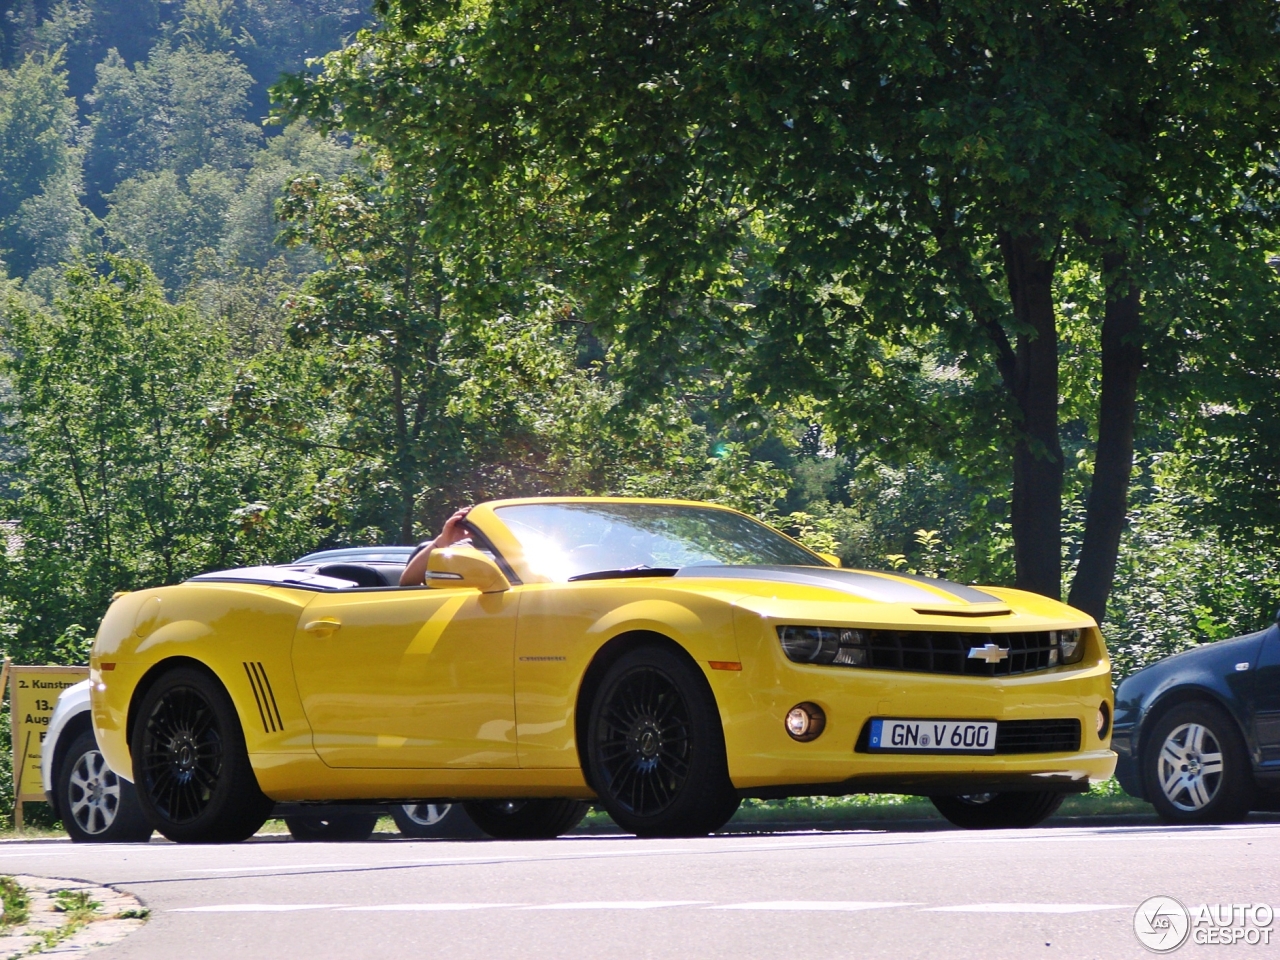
top-left (0, 256), bottom-right (320, 658)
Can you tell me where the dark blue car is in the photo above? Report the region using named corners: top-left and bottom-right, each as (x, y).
top-left (1113, 619), bottom-right (1280, 824)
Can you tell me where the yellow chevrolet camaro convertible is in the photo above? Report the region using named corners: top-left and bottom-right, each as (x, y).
top-left (89, 497), bottom-right (1115, 842)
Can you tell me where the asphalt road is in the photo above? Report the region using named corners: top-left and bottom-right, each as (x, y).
top-left (3, 821), bottom-right (1278, 960)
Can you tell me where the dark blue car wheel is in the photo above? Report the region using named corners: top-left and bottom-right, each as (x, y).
top-left (1143, 701), bottom-right (1253, 824)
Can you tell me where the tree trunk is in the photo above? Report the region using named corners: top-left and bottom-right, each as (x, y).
top-left (1068, 251), bottom-right (1142, 623)
top-left (1000, 231), bottom-right (1064, 600)
top-left (391, 365), bottom-right (415, 544)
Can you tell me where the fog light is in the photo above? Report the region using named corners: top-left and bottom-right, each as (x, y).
top-left (1097, 701), bottom-right (1111, 739)
top-left (785, 702), bottom-right (826, 742)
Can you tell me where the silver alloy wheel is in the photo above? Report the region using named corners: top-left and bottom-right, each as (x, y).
top-left (1158, 722), bottom-right (1224, 811)
top-left (400, 803), bottom-right (452, 827)
top-left (68, 749), bottom-right (122, 835)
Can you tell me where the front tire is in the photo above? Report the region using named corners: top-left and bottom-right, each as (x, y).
top-left (585, 645), bottom-right (738, 837)
top-left (130, 666), bottom-right (273, 843)
top-left (1143, 701), bottom-right (1253, 825)
top-left (462, 799), bottom-right (588, 839)
top-left (286, 813), bottom-right (378, 842)
top-left (930, 791), bottom-right (1065, 829)
top-left (57, 730), bottom-right (153, 843)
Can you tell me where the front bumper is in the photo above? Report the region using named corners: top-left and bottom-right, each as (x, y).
top-left (1110, 723), bottom-right (1144, 799)
top-left (717, 617), bottom-right (1117, 794)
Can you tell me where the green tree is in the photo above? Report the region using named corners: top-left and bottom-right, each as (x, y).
top-left (0, 49), bottom-right (77, 263)
top-left (220, 122), bottom-right (356, 275)
top-left (104, 165), bottom-right (237, 289)
top-left (7, 164), bottom-right (97, 274)
top-left (0, 255), bottom-right (320, 657)
top-left (281, 0), bottom-right (1280, 623)
top-left (85, 42), bottom-right (260, 207)
top-left (277, 166), bottom-right (606, 542)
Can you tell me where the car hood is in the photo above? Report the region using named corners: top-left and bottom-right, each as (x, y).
top-left (672, 565), bottom-right (1001, 607)
top-left (670, 564), bottom-right (1093, 630)
top-left (1120, 628), bottom-right (1271, 687)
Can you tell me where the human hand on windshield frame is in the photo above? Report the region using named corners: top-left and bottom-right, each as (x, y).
top-left (399, 506), bottom-right (473, 586)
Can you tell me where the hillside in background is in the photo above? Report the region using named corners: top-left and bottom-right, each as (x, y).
top-left (0, 0), bottom-right (366, 290)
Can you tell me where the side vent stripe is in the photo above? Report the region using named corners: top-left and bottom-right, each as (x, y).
top-left (243, 661), bottom-right (271, 733)
top-left (243, 661), bottom-right (284, 733)
top-left (254, 662), bottom-right (284, 731)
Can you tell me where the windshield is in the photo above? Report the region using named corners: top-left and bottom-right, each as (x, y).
top-left (494, 502), bottom-right (823, 582)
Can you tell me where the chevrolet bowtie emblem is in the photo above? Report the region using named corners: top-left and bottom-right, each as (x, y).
top-left (968, 643), bottom-right (1010, 664)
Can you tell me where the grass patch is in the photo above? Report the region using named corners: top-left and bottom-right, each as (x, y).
top-left (731, 794), bottom-right (941, 823)
top-left (578, 778), bottom-right (1154, 831)
top-left (53, 889), bottom-right (100, 926)
top-left (0, 877), bottom-right (138, 956)
top-left (0, 876), bottom-right (30, 928)
top-left (1057, 777), bottom-right (1153, 816)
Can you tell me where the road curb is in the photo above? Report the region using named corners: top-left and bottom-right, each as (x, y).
top-left (0, 875), bottom-right (147, 960)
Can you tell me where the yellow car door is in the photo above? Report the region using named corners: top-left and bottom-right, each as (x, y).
top-left (290, 587), bottom-right (518, 768)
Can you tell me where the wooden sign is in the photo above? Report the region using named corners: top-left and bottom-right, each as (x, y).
top-left (9, 664), bottom-right (88, 829)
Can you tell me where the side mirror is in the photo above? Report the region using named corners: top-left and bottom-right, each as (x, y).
top-left (818, 552), bottom-right (842, 568)
top-left (427, 545), bottom-right (510, 593)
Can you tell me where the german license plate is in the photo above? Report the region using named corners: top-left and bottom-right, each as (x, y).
top-left (868, 718), bottom-right (997, 753)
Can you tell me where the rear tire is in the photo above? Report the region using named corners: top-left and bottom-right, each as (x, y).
top-left (130, 666), bottom-right (273, 843)
top-left (57, 730), bottom-right (153, 843)
top-left (1143, 701), bottom-right (1254, 825)
top-left (930, 791), bottom-right (1065, 829)
top-left (285, 813), bottom-right (378, 842)
top-left (585, 644), bottom-right (738, 837)
top-left (462, 799), bottom-right (588, 839)
top-left (391, 803), bottom-right (484, 839)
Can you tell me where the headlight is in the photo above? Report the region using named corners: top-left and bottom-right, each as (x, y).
top-left (777, 626), bottom-right (868, 666)
top-left (1057, 628), bottom-right (1084, 664)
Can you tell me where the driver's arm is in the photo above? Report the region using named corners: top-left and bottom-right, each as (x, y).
top-left (399, 507), bottom-right (472, 586)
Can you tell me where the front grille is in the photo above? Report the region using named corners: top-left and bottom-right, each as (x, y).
top-left (858, 629), bottom-right (1058, 676)
top-left (994, 719), bottom-right (1081, 754)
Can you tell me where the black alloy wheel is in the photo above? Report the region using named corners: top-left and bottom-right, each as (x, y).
top-left (285, 813), bottom-right (379, 842)
top-left (586, 645), bottom-right (739, 837)
top-left (1142, 701), bottom-right (1254, 825)
top-left (930, 791), bottom-right (1065, 829)
top-left (57, 729), bottom-right (152, 843)
top-left (462, 799), bottom-right (589, 839)
top-left (140, 684), bottom-right (221, 825)
top-left (131, 667), bottom-right (273, 843)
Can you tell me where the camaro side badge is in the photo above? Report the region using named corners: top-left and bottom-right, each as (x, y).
top-left (968, 643), bottom-right (1010, 664)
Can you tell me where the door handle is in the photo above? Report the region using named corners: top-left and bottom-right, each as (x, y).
top-left (303, 619), bottom-right (342, 636)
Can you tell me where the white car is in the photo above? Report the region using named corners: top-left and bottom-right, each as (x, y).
top-left (44, 679), bottom-right (152, 842)
top-left (45, 684), bottom-right (481, 842)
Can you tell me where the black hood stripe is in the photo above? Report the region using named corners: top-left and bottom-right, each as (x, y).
top-left (673, 565), bottom-right (1000, 605)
